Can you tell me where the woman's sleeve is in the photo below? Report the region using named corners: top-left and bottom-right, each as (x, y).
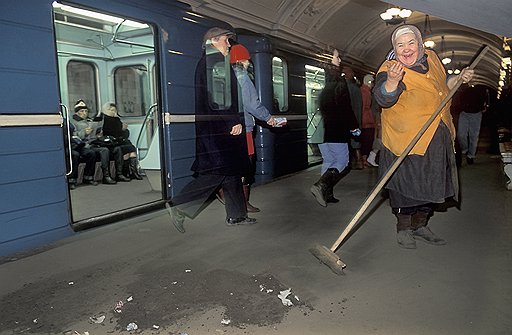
top-left (373, 72), bottom-right (405, 108)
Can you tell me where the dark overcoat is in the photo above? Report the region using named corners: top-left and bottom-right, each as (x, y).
top-left (191, 51), bottom-right (249, 176)
top-left (319, 67), bottom-right (359, 143)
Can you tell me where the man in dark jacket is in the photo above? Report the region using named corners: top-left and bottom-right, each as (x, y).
top-left (166, 27), bottom-right (255, 233)
top-left (310, 49), bottom-right (360, 207)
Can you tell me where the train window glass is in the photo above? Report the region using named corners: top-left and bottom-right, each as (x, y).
top-left (272, 57), bottom-right (288, 112)
top-left (305, 64), bottom-right (325, 143)
top-left (114, 66), bottom-right (150, 117)
top-left (66, 61), bottom-right (98, 118)
top-left (206, 50), bottom-right (232, 110)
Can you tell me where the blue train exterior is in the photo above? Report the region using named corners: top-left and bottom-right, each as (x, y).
top-left (0, 0), bottom-right (330, 257)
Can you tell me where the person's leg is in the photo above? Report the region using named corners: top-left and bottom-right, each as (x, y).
top-left (411, 204), bottom-right (446, 245)
top-left (311, 143), bottom-right (334, 206)
top-left (392, 206), bottom-right (416, 249)
top-left (457, 112), bottom-right (470, 157)
top-left (223, 175), bottom-right (256, 225)
top-left (467, 112), bottom-right (483, 159)
top-left (325, 143), bottom-right (350, 203)
top-left (95, 147), bottom-right (116, 184)
top-left (81, 147), bottom-right (98, 186)
top-left (166, 174), bottom-right (224, 233)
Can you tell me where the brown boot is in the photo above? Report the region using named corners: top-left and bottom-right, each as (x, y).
top-left (353, 149), bottom-right (364, 170)
top-left (216, 188), bottom-right (225, 205)
top-left (243, 184), bottom-right (260, 213)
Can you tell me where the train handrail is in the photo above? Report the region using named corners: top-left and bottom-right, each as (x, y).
top-left (135, 103), bottom-right (158, 159)
top-left (112, 20), bottom-right (154, 49)
top-left (61, 104), bottom-right (73, 176)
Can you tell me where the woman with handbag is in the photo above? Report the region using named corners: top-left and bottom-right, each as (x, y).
top-left (100, 102), bottom-right (143, 181)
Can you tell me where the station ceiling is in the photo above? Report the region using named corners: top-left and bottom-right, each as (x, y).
top-left (182, 0), bottom-right (512, 91)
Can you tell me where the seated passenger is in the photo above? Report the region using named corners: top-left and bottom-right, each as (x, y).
top-left (67, 122), bottom-right (98, 188)
top-left (100, 102), bottom-right (143, 181)
top-left (70, 100), bottom-right (118, 184)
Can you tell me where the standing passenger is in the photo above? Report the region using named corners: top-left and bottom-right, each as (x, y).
top-left (310, 49), bottom-right (359, 207)
top-left (373, 25), bottom-right (473, 249)
top-left (343, 66), bottom-right (364, 170)
top-left (455, 84), bottom-right (488, 165)
top-left (166, 27), bottom-right (254, 233)
top-left (229, 43), bottom-right (277, 212)
top-left (359, 74), bottom-right (377, 167)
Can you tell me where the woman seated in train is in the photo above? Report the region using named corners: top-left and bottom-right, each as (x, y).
top-left (99, 102), bottom-right (143, 181)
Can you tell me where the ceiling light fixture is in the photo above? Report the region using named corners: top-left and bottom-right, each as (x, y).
top-left (380, 7), bottom-right (412, 25)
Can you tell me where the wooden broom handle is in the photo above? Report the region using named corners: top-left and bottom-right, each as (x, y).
top-left (329, 45), bottom-right (489, 252)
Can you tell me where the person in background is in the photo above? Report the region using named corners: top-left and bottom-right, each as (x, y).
top-left (455, 84), bottom-right (489, 165)
top-left (343, 66), bottom-right (364, 170)
top-left (229, 43), bottom-right (277, 213)
top-left (310, 49), bottom-right (359, 207)
top-left (359, 74), bottom-right (377, 168)
top-left (70, 100), bottom-right (117, 185)
top-left (100, 102), bottom-right (142, 181)
top-left (166, 27), bottom-right (255, 233)
top-left (373, 25), bottom-right (473, 249)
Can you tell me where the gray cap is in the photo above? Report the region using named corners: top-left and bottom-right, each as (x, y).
top-left (203, 27), bottom-right (234, 44)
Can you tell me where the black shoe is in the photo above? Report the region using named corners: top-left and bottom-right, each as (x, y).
top-left (69, 183), bottom-right (77, 190)
top-left (466, 157), bottom-right (474, 165)
top-left (116, 174), bottom-right (131, 182)
top-left (326, 196), bottom-right (339, 203)
top-left (226, 217), bottom-right (257, 226)
top-left (83, 177), bottom-right (98, 186)
top-left (165, 203), bottom-right (185, 233)
top-left (102, 176), bottom-right (117, 185)
top-left (310, 184), bottom-right (327, 207)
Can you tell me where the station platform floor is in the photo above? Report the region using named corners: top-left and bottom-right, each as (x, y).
top-left (1, 154), bottom-right (511, 335)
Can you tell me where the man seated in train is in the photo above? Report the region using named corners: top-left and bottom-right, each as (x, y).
top-left (166, 27), bottom-right (255, 233)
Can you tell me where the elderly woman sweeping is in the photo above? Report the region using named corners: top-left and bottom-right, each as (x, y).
top-left (374, 25), bottom-right (473, 249)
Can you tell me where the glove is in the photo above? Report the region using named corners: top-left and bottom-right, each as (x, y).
top-left (350, 128), bottom-right (361, 137)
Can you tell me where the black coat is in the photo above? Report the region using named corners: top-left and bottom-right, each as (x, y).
top-left (319, 67), bottom-right (358, 143)
top-left (191, 51), bottom-right (249, 176)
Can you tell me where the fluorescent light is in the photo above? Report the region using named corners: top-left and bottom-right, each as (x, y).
top-left (442, 57), bottom-right (452, 65)
top-left (424, 40), bottom-right (435, 48)
top-left (52, 2), bottom-right (148, 28)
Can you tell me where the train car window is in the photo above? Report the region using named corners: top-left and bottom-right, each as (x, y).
top-left (66, 61), bottom-right (98, 118)
top-left (272, 57), bottom-right (288, 112)
top-left (206, 51), bottom-right (232, 110)
top-left (305, 64), bottom-right (325, 143)
top-left (114, 65), bottom-right (150, 117)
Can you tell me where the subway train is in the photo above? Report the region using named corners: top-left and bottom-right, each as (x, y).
top-left (1, 0), bottom-right (366, 256)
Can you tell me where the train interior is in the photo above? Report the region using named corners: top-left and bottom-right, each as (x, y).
top-left (53, 3), bottom-right (162, 223)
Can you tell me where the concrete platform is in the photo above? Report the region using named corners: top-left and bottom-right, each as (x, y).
top-left (1, 154), bottom-right (511, 334)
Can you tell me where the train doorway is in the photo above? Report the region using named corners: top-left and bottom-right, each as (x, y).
top-left (53, 2), bottom-right (164, 226)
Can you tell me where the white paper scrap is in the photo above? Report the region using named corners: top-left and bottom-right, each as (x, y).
top-left (278, 289), bottom-right (293, 306)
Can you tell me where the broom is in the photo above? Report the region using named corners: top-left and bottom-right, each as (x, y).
top-left (310, 45), bottom-right (489, 275)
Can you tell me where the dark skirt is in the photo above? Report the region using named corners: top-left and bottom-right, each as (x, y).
top-left (378, 122), bottom-right (459, 208)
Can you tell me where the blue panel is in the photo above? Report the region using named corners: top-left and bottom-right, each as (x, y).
top-left (0, 127), bottom-right (63, 155)
top-left (0, 203), bottom-right (71, 244)
top-left (0, 1), bottom-right (59, 114)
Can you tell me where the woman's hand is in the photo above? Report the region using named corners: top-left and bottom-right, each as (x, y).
top-left (460, 68), bottom-right (474, 83)
top-left (230, 124), bottom-right (242, 135)
top-left (384, 61), bottom-right (404, 93)
top-left (267, 116), bottom-right (277, 127)
top-left (332, 49), bottom-right (341, 66)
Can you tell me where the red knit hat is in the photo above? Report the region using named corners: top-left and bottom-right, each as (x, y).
top-left (230, 44), bottom-right (251, 64)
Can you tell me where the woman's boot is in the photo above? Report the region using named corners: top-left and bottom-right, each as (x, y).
top-left (395, 213), bottom-right (416, 249)
top-left (310, 171), bottom-right (331, 207)
top-left (411, 208), bottom-right (446, 245)
top-left (116, 161), bottom-right (131, 182)
top-left (243, 184), bottom-right (260, 212)
top-left (102, 167), bottom-right (117, 184)
top-left (129, 157), bottom-right (143, 180)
